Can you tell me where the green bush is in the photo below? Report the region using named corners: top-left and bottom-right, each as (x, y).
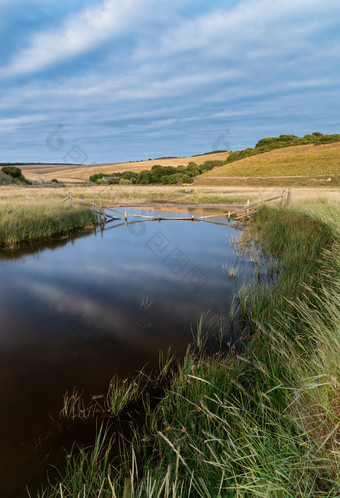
top-left (136, 170), bottom-right (152, 184)
top-left (200, 160), bottom-right (223, 172)
top-left (89, 173), bottom-right (105, 183)
top-left (176, 165), bottom-right (186, 173)
top-left (150, 165), bottom-right (165, 183)
top-left (161, 176), bottom-right (170, 184)
top-left (167, 173), bottom-right (181, 184)
top-left (121, 171), bottom-right (138, 181)
top-left (1, 166), bottom-right (23, 178)
top-left (51, 178), bottom-right (59, 183)
top-left (182, 174), bottom-right (193, 184)
top-left (1, 166), bottom-right (29, 184)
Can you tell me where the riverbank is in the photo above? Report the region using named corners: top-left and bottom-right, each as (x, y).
top-left (0, 198), bottom-right (96, 248)
top-left (38, 199), bottom-right (339, 497)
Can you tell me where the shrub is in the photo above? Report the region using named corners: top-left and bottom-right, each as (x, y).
top-left (200, 160), bottom-right (223, 172)
top-left (167, 173), bottom-right (182, 184)
top-left (164, 166), bottom-right (177, 176)
top-left (51, 178), bottom-right (59, 183)
top-left (136, 171), bottom-right (152, 184)
top-left (150, 165), bottom-right (165, 183)
top-left (121, 171), bottom-right (138, 181)
top-left (1, 166), bottom-right (23, 178)
top-left (89, 173), bottom-right (105, 183)
top-left (161, 176), bottom-right (170, 185)
top-left (182, 174), bottom-right (193, 184)
top-left (186, 162), bottom-right (199, 176)
top-left (1, 166), bottom-right (29, 183)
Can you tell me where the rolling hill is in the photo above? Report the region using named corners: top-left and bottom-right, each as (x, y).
top-left (18, 152), bottom-right (229, 183)
top-left (202, 142), bottom-right (340, 177)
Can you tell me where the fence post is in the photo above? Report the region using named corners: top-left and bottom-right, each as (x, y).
top-left (287, 188), bottom-right (292, 206)
top-left (247, 199), bottom-right (250, 216)
top-left (69, 191), bottom-right (73, 208)
top-left (281, 190), bottom-right (286, 208)
top-left (262, 197), bottom-right (264, 206)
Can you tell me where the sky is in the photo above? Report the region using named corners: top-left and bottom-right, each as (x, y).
top-left (0, 0), bottom-right (339, 164)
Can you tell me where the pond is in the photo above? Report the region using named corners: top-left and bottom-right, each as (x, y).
top-left (0, 207), bottom-right (257, 497)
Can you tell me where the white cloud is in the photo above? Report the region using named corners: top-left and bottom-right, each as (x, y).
top-left (1, 0), bottom-right (340, 161)
top-left (0, 114), bottom-right (47, 132)
top-left (0, 0), bottom-right (159, 78)
top-left (135, 0), bottom-right (340, 63)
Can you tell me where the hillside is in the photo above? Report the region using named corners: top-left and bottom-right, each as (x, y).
top-left (202, 142), bottom-right (340, 177)
top-left (19, 152), bottom-right (229, 183)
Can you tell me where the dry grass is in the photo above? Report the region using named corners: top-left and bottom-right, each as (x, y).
top-left (0, 184), bottom-right (253, 207)
top-left (0, 184), bottom-right (338, 208)
top-left (203, 142), bottom-right (340, 177)
top-left (195, 173), bottom-right (340, 188)
top-left (19, 152), bottom-right (229, 183)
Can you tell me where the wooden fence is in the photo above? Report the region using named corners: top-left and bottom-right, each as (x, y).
top-left (61, 188), bottom-right (292, 225)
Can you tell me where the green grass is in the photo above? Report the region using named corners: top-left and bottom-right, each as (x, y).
top-left (38, 200), bottom-right (340, 497)
top-left (0, 199), bottom-right (97, 247)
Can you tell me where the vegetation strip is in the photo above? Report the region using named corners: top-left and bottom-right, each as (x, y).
top-left (0, 200), bottom-right (97, 248)
top-left (89, 160), bottom-right (224, 185)
top-left (38, 199), bottom-right (339, 497)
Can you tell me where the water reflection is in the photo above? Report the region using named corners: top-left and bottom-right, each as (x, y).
top-left (0, 207), bottom-right (252, 497)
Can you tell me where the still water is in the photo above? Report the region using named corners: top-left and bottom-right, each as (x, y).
top-left (0, 207), bottom-right (255, 496)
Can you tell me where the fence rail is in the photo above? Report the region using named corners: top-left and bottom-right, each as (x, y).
top-left (62, 189), bottom-right (292, 225)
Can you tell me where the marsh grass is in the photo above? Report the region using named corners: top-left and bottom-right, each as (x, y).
top-left (0, 198), bottom-right (96, 247)
top-left (221, 263), bottom-right (240, 278)
top-left (39, 200), bottom-right (340, 497)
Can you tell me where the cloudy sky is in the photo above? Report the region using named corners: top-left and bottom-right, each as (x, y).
top-left (0, 0), bottom-right (339, 164)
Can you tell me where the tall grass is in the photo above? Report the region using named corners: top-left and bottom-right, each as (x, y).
top-left (39, 200), bottom-right (340, 497)
top-left (0, 199), bottom-right (96, 247)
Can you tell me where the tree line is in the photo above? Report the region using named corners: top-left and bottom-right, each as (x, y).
top-left (89, 160), bottom-right (224, 185)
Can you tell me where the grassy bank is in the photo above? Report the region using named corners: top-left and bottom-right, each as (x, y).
top-left (0, 199), bottom-right (96, 247)
top-left (39, 200), bottom-right (340, 497)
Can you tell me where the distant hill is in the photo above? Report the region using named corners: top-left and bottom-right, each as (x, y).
top-left (201, 142), bottom-right (340, 177)
top-left (18, 152), bottom-right (229, 183)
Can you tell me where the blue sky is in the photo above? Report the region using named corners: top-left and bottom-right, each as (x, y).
top-left (0, 0), bottom-right (339, 164)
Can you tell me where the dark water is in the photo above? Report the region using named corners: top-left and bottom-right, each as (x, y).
top-left (0, 207), bottom-right (255, 496)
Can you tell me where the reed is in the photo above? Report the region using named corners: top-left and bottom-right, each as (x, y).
top-left (0, 198), bottom-right (96, 247)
